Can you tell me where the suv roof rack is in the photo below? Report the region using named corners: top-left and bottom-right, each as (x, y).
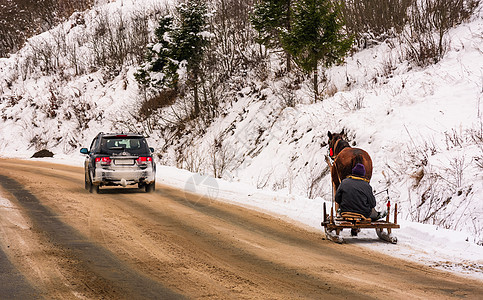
top-left (102, 133), bottom-right (144, 137)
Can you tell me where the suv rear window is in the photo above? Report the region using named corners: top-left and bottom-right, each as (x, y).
top-left (99, 137), bottom-right (149, 155)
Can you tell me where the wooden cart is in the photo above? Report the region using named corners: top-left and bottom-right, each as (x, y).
top-left (321, 202), bottom-right (400, 244)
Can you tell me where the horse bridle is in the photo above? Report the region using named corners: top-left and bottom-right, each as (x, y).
top-left (329, 137), bottom-right (343, 160)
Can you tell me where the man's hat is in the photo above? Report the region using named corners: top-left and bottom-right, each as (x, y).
top-left (352, 163), bottom-right (366, 177)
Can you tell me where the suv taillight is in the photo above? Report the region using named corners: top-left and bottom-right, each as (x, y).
top-left (136, 157), bottom-right (152, 165)
top-left (95, 157), bottom-right (111, 166)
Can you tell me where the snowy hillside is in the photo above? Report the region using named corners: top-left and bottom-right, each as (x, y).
top-left (0, 0), bottom-right (482, 277)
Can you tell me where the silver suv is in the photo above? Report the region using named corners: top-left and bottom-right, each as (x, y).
top-left (80, 133), bottom-right (156, 193)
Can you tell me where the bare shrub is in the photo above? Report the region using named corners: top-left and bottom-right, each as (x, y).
top-left (475, 155), bottom-right (483, 171)
top-left (46, 87), bottom-right (61, 118)
top-left (352, 92), bottom-right (364, 110)
top-left (123, 92), bottom-right (195, 136)
top-left (400, 126), bottom-right (481, 238)
top-left (410, 167), bottom-right (425, 188)
top-left (444, 128), bottom-right (466, 149)
top-left (89, 8), bottom-right (124, 71)
top-left (469, 118), bottom-right (483, 170)
top-left (401, 25), bottom-right (443, 67)
top-left (468, 119), bottom-right (483, 144)
top-left (448, 155), bottom-right (467, 189)
top-left (342, 0), bottom-right (479, 65)
top-left (178, 146), bottom-right (206, 174)
top-left (5, 2), bottom-right (161, 80)
top-left (402, 139), bottom-right (450, 224)
top-left (209, 0), bottom-right (256, 74)
top-left (304, 164), bottom-right (330, 199)
top-left (341, 91), bottom-right (364, 111)
top-left (30, 134), bottom-right (49, 151)
top-left (402, 0), bottom-right (480, 67)
top-left (191, 0), bottom-right (258, 118)
top-left (380, 54), bottom-right (398, 78)
top-left (272, 72), bottom-right (303, 108)
top-left (256, 168), bottom-right (274, 190)
top-left (0, 0), bottom-right (94, 57)
top-left (197, 60), bottom-right (229, 121)
top-left (325, 83), bottom-right (338, 98)
top-left (127, 8), bottom-right (153, 64)
top-left (254, 58), bottom-right (270, 82)
top-left (210, 137), bottom-right (236, 179)
top-left (28, 38), bottom-right (57, 75)
top-left (87, 5), bottom-right (165, 73)
top-left (341, 0), bottom-right (413, 48)
top-left (67, 97), bottom-right (102, 131)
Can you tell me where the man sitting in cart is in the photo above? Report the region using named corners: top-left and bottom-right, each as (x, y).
top-left (335, 163), bottom-right (386, 221)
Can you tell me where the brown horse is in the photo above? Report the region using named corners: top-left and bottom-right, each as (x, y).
top-left (328, 130), bottom-right (373, 198)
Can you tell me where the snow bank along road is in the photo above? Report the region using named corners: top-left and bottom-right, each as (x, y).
top-left (0, 159), bottom-right (481, 299)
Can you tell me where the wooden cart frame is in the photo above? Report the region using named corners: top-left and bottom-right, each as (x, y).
top-left (321, 202), bottom-right (400, 244)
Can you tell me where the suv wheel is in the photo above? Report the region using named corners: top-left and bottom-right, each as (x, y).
top-left (88, 172), bottom-right (99, 194)
top-left (85, 172), bottom-right (90, 190)
top-left (92, 184), bottom-right (100, 194)
top-left (145, 182), bottom-right (155, 193)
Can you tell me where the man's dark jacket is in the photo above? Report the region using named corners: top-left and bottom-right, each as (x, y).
top-left (335, 177), bottom-right (376, 218)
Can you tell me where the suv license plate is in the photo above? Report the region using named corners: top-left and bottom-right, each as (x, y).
top-left (115, 159), bottom-right (134, 165)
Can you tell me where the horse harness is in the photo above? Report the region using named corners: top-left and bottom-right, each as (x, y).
top-left (329, 137), bottom-right (350, 160)
top-left (347, 175), bottom-right (370, 183)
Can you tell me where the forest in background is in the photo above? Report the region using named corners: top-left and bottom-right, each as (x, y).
top-left (0, 0), bottom-right (98, 57)
top-left (2, 0), bottom-right (479, 125)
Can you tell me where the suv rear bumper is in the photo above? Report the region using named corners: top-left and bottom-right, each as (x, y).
top-left (92, 167), bottom-right (155, 186)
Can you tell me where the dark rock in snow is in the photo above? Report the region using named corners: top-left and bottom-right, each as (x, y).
top-left (31, 149), bottom-right (54, 158)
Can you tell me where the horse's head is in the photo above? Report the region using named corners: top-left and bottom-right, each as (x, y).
top-left (328, 129), bottom-right (348, 157)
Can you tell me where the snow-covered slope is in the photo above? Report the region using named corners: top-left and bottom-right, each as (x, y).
top-left (160, 14), bottom-right (483, 244)
top-left (0, 0), bottom-right (482, 279)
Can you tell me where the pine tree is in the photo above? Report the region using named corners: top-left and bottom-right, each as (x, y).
top-left (152, 16), bottom-right (176, 77)
top-left (135, 0), bottom-right (211, 117)
top-left (282, 0), bottom-right (352, 101)
top-left (172, 0), bottom-right (211, 116)
top-left (135, 15), bottom-right (177, 88)
top-left (251, 0), bottom-right (293, 71)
